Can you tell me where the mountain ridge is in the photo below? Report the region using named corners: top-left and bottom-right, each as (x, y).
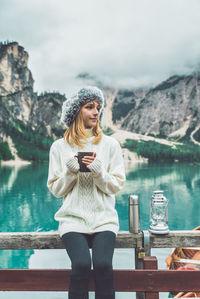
top-left (0, 41), bottom-right (200, 163)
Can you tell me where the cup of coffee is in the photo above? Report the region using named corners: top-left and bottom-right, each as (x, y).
top-left (76, 152), bottom-right (95, 172)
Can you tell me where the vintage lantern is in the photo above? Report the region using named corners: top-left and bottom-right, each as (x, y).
top-left (149, 190), bottom-right (169, 235)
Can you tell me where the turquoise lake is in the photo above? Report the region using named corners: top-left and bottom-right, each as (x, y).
top-left (0, 162), bottom-right (200, 298)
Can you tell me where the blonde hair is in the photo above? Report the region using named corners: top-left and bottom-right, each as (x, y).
top-left (64, 108), bottom-right (103, 148)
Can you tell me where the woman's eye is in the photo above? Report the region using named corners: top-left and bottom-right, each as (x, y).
top-left (85, 105), bottom-right (100, 110)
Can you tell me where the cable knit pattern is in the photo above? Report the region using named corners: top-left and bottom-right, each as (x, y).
top-left (47, 130), bottom-right (126, 237)
top-left (78, 173), bottom-right (99, 226)
top-left (66, 156), bottom-right (80, 173)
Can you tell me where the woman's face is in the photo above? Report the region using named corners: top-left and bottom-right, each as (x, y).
top-left (80, 101), bottom-right (100, 128)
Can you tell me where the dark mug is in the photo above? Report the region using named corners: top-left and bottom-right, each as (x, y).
top-left (75, 152), bottom-right (95, 172)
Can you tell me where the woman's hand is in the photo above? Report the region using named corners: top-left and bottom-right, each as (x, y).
top-left (82, 152), bottom-right (96, 166)
top-left (66, 156), bottom-right (80, 173)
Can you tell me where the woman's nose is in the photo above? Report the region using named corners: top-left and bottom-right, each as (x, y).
top-left (93, 108), bottom-right (99, 114)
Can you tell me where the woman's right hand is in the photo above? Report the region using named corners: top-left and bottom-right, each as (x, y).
top-left (82, 152), bottom-right (97, 166)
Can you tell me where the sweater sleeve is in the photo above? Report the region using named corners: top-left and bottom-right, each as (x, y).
top-left (47, 142), bottom-right (78, 198)
top-left (87, 139), bottom-right (126, 195)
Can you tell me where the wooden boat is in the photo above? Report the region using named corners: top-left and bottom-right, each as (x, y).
top-left (166, 226), bottom-right (200, 298)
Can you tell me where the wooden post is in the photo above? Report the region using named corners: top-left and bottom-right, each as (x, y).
top-left (143, 256), bottom-right (159, 299)
top-left (135, 247), bottom-right (145, 299)
top-left (129, 195), bottom-right (145, 299)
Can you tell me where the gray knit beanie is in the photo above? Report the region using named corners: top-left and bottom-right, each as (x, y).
top-left (60, 86), bottom-right (105, 127)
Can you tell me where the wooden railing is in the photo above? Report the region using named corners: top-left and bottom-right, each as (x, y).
top-left (1, 230), bottom-right (200, 298)
top-left (1, 230), bottom-right (200, 249)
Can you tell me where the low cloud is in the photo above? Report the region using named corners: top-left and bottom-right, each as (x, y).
top-left (0, 0), bottom-right (200, 94)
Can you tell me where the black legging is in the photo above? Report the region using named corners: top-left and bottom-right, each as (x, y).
top-left (62, 230), bottom-right (116, 299)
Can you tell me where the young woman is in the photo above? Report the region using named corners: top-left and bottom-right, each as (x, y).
top-left (47, 86), bottom-right (126, 299)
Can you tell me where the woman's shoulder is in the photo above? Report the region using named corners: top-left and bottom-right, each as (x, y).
top-left (102, 134), bottom-right (121, 147)
top-left (50, 137), bottom-right (65, 151)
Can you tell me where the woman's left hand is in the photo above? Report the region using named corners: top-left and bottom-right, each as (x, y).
top-left (82, 152), bottom-right (96, 166)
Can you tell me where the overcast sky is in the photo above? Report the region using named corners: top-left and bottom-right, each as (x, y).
top-left (0, 0), bottom-right (200, 95)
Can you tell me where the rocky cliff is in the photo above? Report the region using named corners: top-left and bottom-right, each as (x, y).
top-left (120, 74), bottom-right (200, 143)
top-left (0, 42), bottom-right (35, 124)
top-left (0, 42), bottom-right (66, 161)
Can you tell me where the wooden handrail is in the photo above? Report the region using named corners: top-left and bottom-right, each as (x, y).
top-left (0, 231), bottom-right (142, 249)
top-left (1, 230), bottom-right (200, 249)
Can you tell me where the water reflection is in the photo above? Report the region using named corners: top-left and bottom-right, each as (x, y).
top-left (1, 162), bottom-right (200, 233)
top-left (0, 163), bottom-right (60, 233)
top-left (0, 250), bottom-right (34, 269)
top-left (0, 167), bottom-right (20, 195)
top-left (118, 162), bottom-right (200, 231)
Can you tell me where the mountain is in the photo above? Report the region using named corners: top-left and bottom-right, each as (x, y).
top-left (0, 42), bottom-right (66, 161)
top-left (0, 41), bottom-right (200, 163)
top-left (0, 42), bottom-right (35, 123)
top-left (120, 74), bottom-right (200, 143)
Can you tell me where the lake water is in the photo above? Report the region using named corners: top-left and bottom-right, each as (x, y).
top-left (0, 161), bottom-right (200, 298)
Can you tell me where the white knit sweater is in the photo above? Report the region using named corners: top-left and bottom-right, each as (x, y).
top-left (47, 129), bottom-right (126, 237)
